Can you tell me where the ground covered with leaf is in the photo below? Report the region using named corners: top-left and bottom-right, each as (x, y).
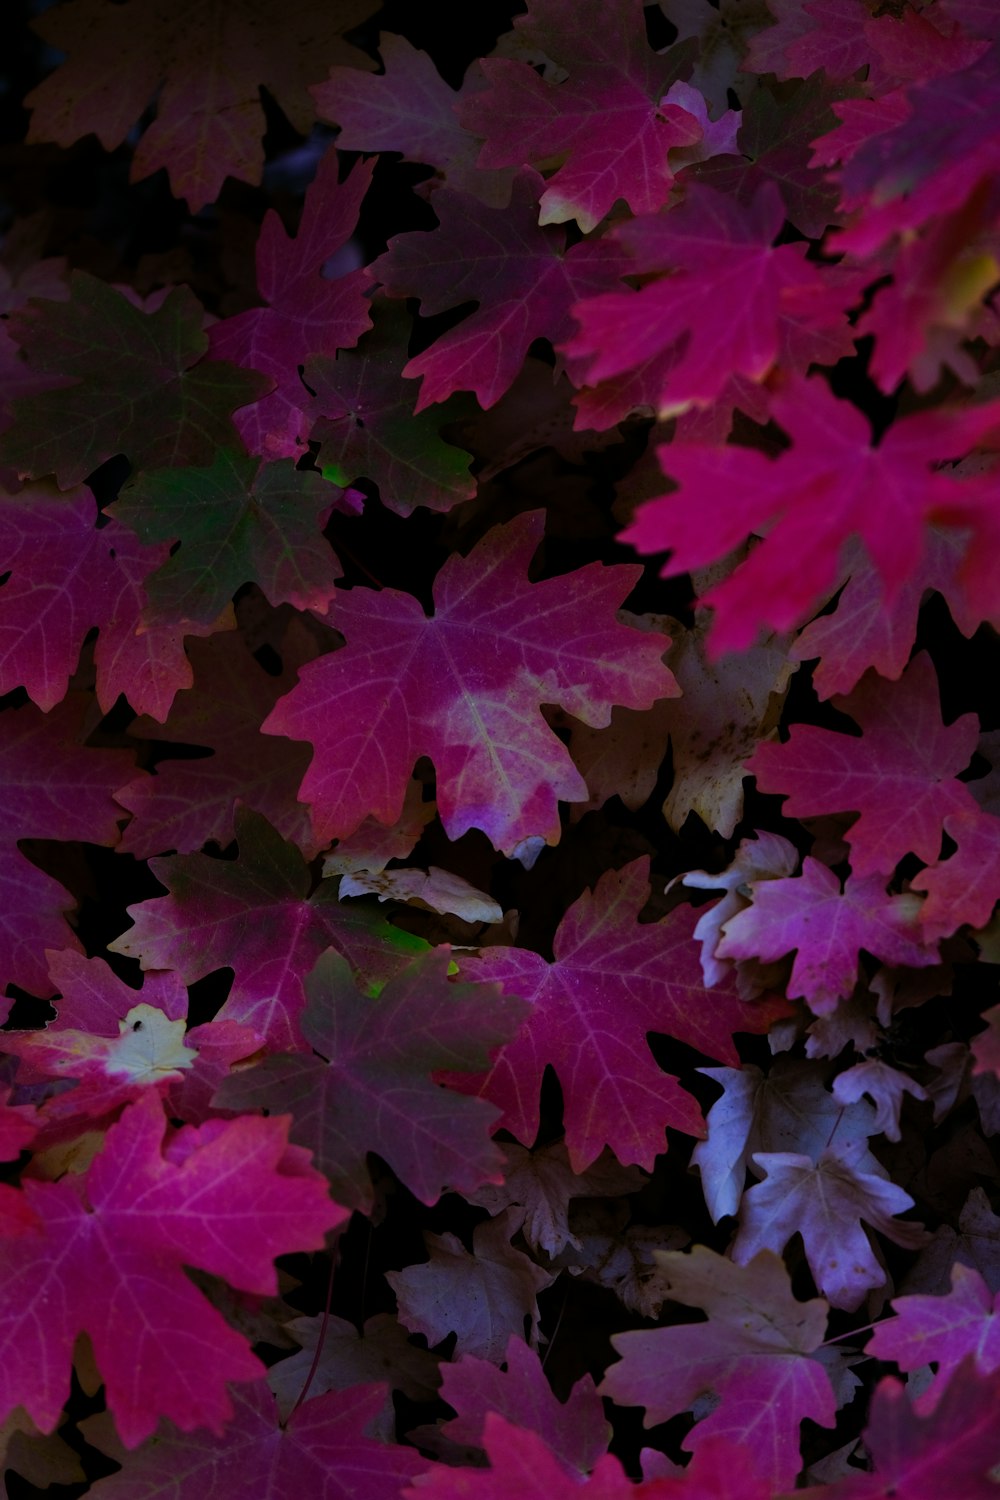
top-left (1, 0), bottom-right (1000, 1494)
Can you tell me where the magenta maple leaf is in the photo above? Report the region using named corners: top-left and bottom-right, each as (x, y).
top-left (791, 531), bottom-right (980, 701)
top-left (261, 511), bottom-right (678, 856)
top-left (434, 1336), bottom-right (609, 1477)
top-left (116, 628), bottom-right (320, 861)
top-left (868, 1263), bottom-right (1000, 1412)
top-left (0, 1092), bottom-right (343, 1447)
top-left (370, 169), bottom-right (629, 410)
top-left (109, 806), bottom-right (429, 1052)
top-left (207, 152), bottom-right (374, 458)
top-left (0, 694), bottom-right (136, 997)
top-left (445, 858), bottom-right (787, 1172)
top-left (405, 1410), bottom-right (674, 1499)
top-left (312, 34), bottom-right (514, 205)
top-left (457, 0), bottom-right (703, 232)
top-left (716, 857), bottom-right (936, 1014)
top-left (795, 1360), bottom-right (1000, 1499)
top-left (601, 1247), bottom-right (837, 1490)
top-left (0, 272), bottom-right (270, 487)
top-left (0, 478), bottom-right (217, 716)
top-left (743, 0), bottom-right (877, 81)
top-left (213, 948), bottom-right (527, 1212)
top-left (621, 377), bottom-right (1000, 654)
top-left (746, 654), bottom-right (979, 878)
top-left (85, 1381), bottom-right (423, 1498)
top-left (565, 182), bottom-right (861, 419)
top-left (24, 0), bottom-right (378, 211)
top-left (911, 808), bottom-right (1000, 941)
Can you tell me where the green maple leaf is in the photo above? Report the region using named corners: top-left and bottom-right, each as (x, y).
top-left (0, 271), bottom-right (271, 486)
top-left (111, 449), bottom-right (343, 627)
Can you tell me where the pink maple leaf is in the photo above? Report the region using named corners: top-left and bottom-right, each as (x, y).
top-left (0, 478), bottom-right (217, 717)
top-left (911, 808), bottom-right (1000, 941)
top-left (716, 857), bottom-right (936, 1014)
top-left (109, 806), bottom-right (428, 1052)
top-left (795, 1360), bottom-right (1000, 1498)
top-left (565, 182), bottom-right (861, 419)
top-left (0, 1092), bottom-right (343, 1447)
top-left (261, 511), bottom-right (678, 856)
top-left (207, 151), bottom-right (374, 457)
top-left (732, 1141), bottom-right (928, 1310)
top-left (84, 1381), bottom-right (422, 1498)
top-left (445, 859), bottom-right (787, 1172)
top-left (24, 0), bottom-right (378, 211)
top-left (212, 948), bottom-right (527, 1213)
top-left (0, 694), bottom-right (136, 997)
top-left (746, 654), bottom-right (979, 877)
top-left (868, 1263), bottom-right (1000, 1412)
top-left (601, 1246), bottom-right (837, 1490)
top-left (743, 0), bottom-right (878, 81)
top-left (621, 377), bottom-right (1000, 654)
top-left (406, 1414), bottom-right (612, 1498)
top-left (370, 170), bottom-right (629, 410)
top-left (457, 0), bottom-right (703, 232)
top-left (791, 531), bottom-right (980, 701)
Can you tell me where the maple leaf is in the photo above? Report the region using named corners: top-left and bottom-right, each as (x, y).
top-left (731, 1141), bottom-right (928, 1310)
top-left (446, 859), bottom-right (786, 1172)
top-left (389, 1209), bottom-right (556, 1363)
top-left (681, 829), bottom-right (800, 990)
top-left (620, 378), bottom-right (1000, 654)
top-left (457, 0), bottom-right (703, 232)
top-left (110, 450), bottom-right (343, 627)
top-left (868, 1263), bottom-right (1000, 1412)
top-left (370, 169), bottom-right (630, 410)
top-left (791, 531), bottom-right (980, 702)
top-left (405, 1410), bottom-right (670, 1499)
top-left (794, 1360), bottom-right (1000, 1499)
top-left (743, 0), bottom-right (881, 82)
top-left (716, 857), bottom-right (936, 1014)
top-left (25, 0), bottom-right (378, 211)
top-left (109, 806), bottom-right (428, 1052)
top-left (565, 182), bottom-right (860, 419)
top-left (339, 864), bottom-right (503, 925)
top-left (83, 1381), bottom-right (424, 1498)
top-left (832, 1061), bottom-right (929, 1143)
top-left (828, 45), bottom-right (1000, 258)
top-left (746, 654), bottom-right (979, 878)
top-left (261, 510), bottom-right (678, 857)
top-left (4, 950), bottom-right (258, 1137)
top-left (658, 611), bottom-right (794, 838)
top-left (268, 1313), bottom-right (440, 1434)
top-left (207, 152), bottom-right (375, 458)
top-left (0, 272), bottom-right (270, 487)
top-left (910, 808), bottom-right (1000, 941)
top-left (465, 1139), bottom-right (645, 1257)
top-left (0, 478), bottom-right (219, 716)
top-left (116, 627), bottom-right (320, 861)
top-left (311, 34), bottom-right (514, 204)
top-left (307, 301), bottom-right (477, 515)
top-left (430, 1335), bottom-right (609, 1477)
top-left (0, 694), bottom-right (136, 997)
top-left (686, 74), bottom-right (851, 239)
top-left (692, 1056), bottom-right (881, 1223)
top-left (213, 948), bottom-right (527, 1213)
top-left (601, 1246), bottom-right (838, 1489)
top-left (0, 1092), bottom-right (343, 1447)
